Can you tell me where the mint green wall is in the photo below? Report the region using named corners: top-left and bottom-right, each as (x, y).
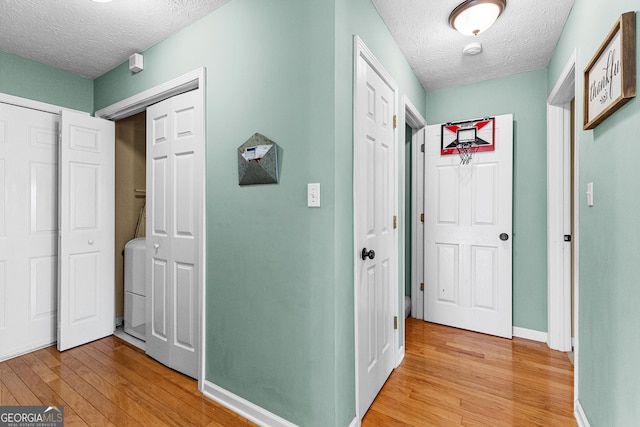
top-left (548, 1), bottom-right (640, 424)
top-left (0, 50), bottom-right (93, 112)
top-left (95, 0), bottom-right (426, 425)
top-left (97, 1), bottom-right (338, 424)
top-left (426, 70), bottom-right (549, 332)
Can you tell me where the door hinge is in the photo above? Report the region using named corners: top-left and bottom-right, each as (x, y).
top-left (393, 114), bottom-right (397, 129)
top-left (420, 213), bottom-right (424, 222)
top-left (393, 215), bottom-right (397, 229)
top-left (420, 282), bottom-right (424, 291)
top-left (393, 316), bottom-right (398, 330)
top-left (421, 143), bottom-right (425, 153)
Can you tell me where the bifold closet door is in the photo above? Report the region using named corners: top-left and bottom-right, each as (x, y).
top-left (146, 90), bottom-right (202, 379)
top-left (58, 110), bottom-right (115, 351)
top-left (0, 103), bottom-right (58, 360)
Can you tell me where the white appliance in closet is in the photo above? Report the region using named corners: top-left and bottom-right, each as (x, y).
top-left (124, 237), bottom-right (146, 341)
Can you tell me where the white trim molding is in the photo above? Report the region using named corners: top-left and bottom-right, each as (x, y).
top-left (0, 92), bottom-right (87, 115)
top-left (512, 327), bottom-right (548, 343)
top-left (575, 399), bottom-right (591, 427)
top-left (546, 50), bottom-right (577, 352)
top-left (95, 67), bottom-right (204, 120)
top-left (403, 95), bottom-right (427, 325)
top-left (397, 345), bottom-right (405, 367)
top-left (202, 381), bottom-right (298, 427)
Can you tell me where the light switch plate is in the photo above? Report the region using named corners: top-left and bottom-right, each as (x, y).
top-left (586, 182), bottom-right (594, 207)
top-left (308, 183), bottom-right (320, 207)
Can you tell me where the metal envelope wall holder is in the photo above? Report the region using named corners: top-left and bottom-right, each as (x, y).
top-left (237, 133), bottom-right (279, 185)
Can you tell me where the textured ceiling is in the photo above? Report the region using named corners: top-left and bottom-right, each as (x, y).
top-left (372, 0), bottom-right (575, 91)
top-left (0, 0), bottom-right (573, 88)
top-left (0, 0), bottom-right (230, 79)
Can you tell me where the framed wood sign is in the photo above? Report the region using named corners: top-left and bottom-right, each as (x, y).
top-left (584, 12), bottom-right (636, 130)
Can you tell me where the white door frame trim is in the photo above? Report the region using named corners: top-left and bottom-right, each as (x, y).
top-left (0, 93), bottom-right (87, 115)
top-left (95, 67), bottom-right (207, 391)
top-left (546, 50), bottom-right (577, 354)
top-left (353, 35), bottom-right (399, 420)
top-left (404, 96), bottom-right (426, 328)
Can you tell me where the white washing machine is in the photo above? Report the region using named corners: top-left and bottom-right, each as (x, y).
top-left (124, 237), bottom-right (146, 341)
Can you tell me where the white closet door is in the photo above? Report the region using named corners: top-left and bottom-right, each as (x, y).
top-left (58, 110), bottom-right (115, 351)
top-left (146, 90), bottom-right (202, 379)
top-left (0, 103), bottom-right (58, 360)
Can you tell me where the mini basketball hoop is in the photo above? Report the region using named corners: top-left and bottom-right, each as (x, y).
top-left (441, 117), bottom-right (495, 165)
top-left (455, 127), bottom-right (478, 165)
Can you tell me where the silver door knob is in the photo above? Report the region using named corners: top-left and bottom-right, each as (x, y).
top-left (88, 240), bottom-right (94, 245)
top-left (153, 243), bottom-right (160, 249)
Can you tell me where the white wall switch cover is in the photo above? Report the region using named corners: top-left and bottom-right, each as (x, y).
top-left (308, 183), bottom-right (320, 207)
top-left (586, 182), bottom-right (594, 207)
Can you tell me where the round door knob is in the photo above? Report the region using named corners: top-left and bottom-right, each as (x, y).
top-left (361, 248), bottom-right (375, 260)
top-left (88, 240), bottom-right (94, 245)
top-left (499, 233), bottom-right (509, 241)
top-left (153, 243), bottom-right (160, 249)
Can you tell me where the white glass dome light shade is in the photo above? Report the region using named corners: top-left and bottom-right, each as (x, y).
top-left (449, 0), bottom-right (506, 36)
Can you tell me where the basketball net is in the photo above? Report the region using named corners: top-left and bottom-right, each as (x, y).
top-left (456, 141), bottom-right (477, 165)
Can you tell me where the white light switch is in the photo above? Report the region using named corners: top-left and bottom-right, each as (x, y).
top-left (586, 182), bottom-right (594, 207)
top-left (308, 183), bottom-right (320, 207)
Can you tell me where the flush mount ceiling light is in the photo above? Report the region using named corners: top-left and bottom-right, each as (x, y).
top-left (449, 0), bottom-right (506, 36)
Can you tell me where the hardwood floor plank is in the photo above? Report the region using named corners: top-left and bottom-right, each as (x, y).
top-left (2, 319), bottom-right (575, 426)
top-left (5, 357), bottom-right (67, 407)
top-left (363, 319), bottom-right (577, 427)
top-left (60, 349), bottom-right (168, 425)
top-left (73, 338), bottom-right (253, 426)
top-left (40, 348), bottom-right (139, 426)
top-left (0, 364), bottom-right (20, 405)
top-left (1, 361), bottom-right (42, 405)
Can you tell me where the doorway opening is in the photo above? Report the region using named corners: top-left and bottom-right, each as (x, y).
top-left (95, 66), bottom-right (206, 387)
top-left (546, 50), bottom-right (577, 359)
top-left (403, 96), bottom-right (426, 328)
top-left (113, 111), bottom-right (147, 351)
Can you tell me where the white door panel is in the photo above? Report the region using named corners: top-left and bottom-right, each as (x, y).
top-left (58, 110), bottom-right (114, 351)
top-left (355, 44), bottom-right (397, 418)
top-left (424, 114), bottom-right (512, 338)
top-left (0, 103), bottom-right (58, 359)
top-left (146, 89), bottom-right (202, 379)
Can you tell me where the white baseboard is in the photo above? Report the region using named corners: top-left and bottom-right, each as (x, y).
top-left (397, 345), bottom-right (405, 366)
top-left (575, 399), bottom-right (590, 427)
top-left (0, 340), bottom-right (56, 363)
top-left (202, 380), bottom-right (298, 427)
top-left (512, 326), bottom-right (548, 343)
top-left (348, 416), bottom-right (359, 427)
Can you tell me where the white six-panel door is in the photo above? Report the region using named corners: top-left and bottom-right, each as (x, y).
top-left (355, 39), bottom-right (398, 418)
top-left (424, 114), bottom-right (513, 338)
top-left (0, 103), bottom-right (58, 360)
top-left (146, 90), bottom-right (202, 379)
top-left (58, 110), bottom-right (115, 351)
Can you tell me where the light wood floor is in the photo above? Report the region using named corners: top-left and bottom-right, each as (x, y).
top-left (0, 337), bottom-right (255, 426)
top-left (1, 319), bottom-right (576, 426)
top-left (363, 318), bottom-right (577, 426)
